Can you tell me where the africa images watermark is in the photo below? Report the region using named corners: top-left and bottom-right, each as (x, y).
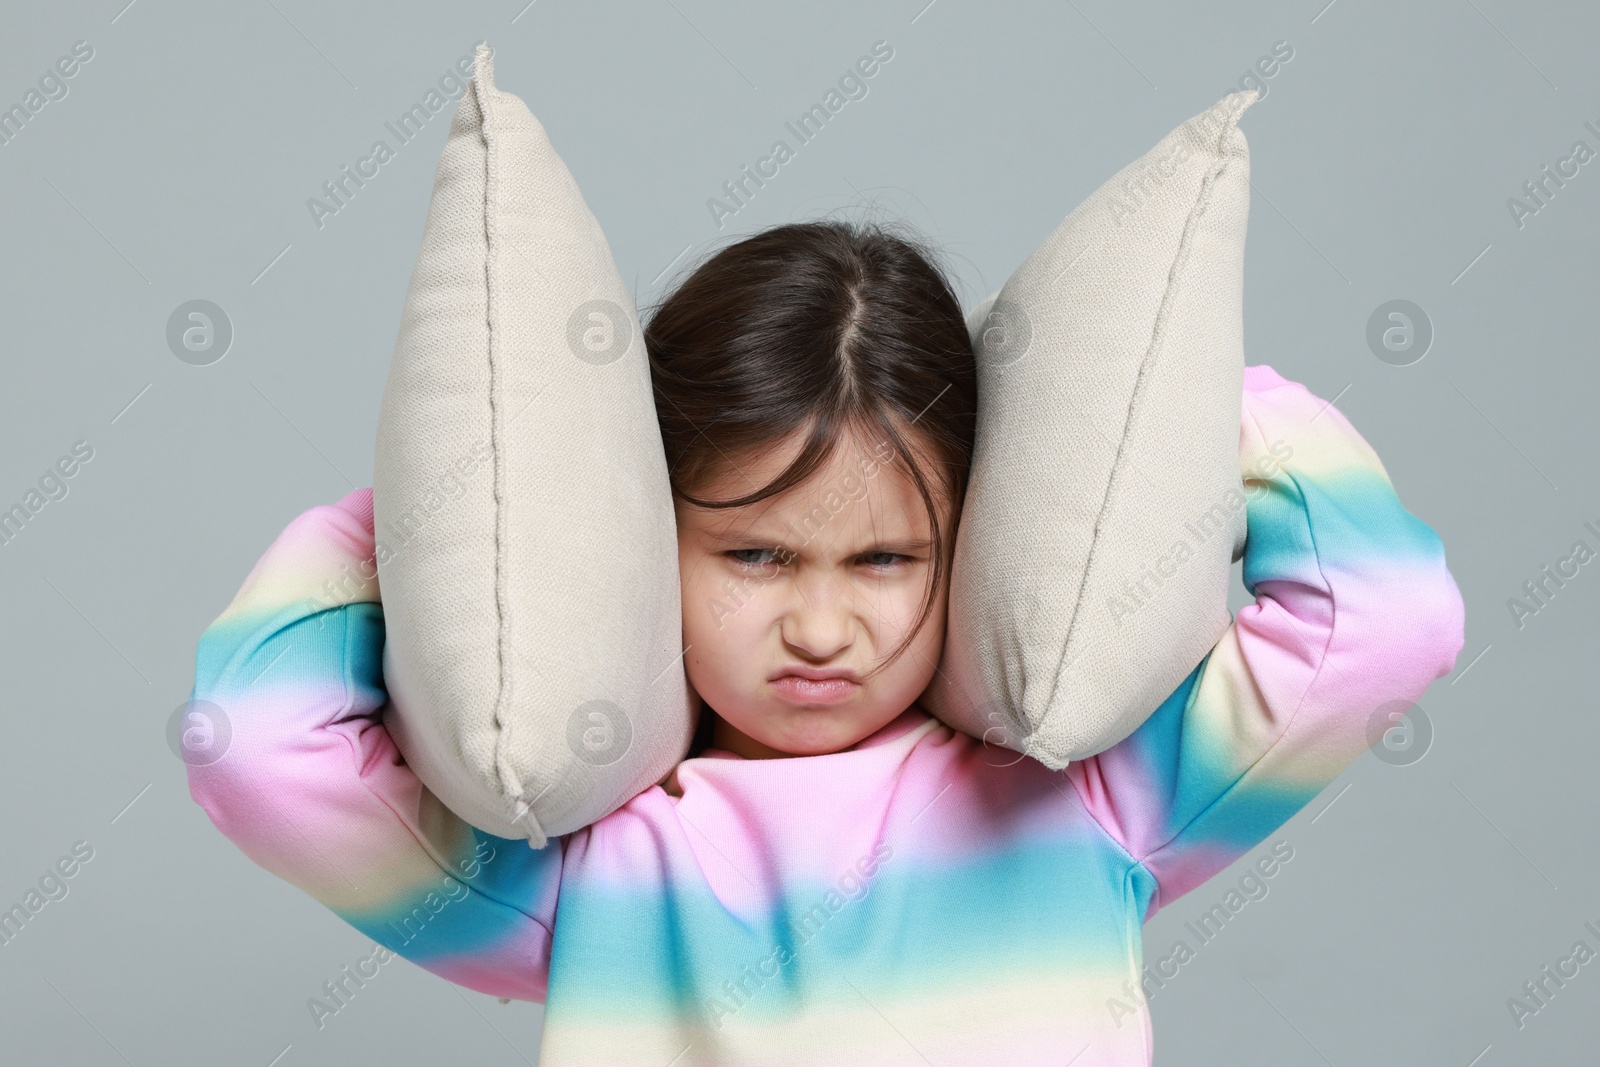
top-left (1506, 113), bottom-right (1600, 231)
top-left (313, 435), bottom-right (493, 614)
top-left (1107, 839), bottom-right (1296, 1028)
top-left (702, 435), bottom-right (901, 630)
top-left (971, 46), bottom-right (1295, 372)
top-left (1504, 917), bottom-right (1600, 1031)
top-left (306, 41), bottom-right (486, 231)
top-left (1505, 515), bottom-right (1600, 631)
top-left (0, 840), bottom-right (96, 950)
top-left (698, 839), bottom-right (896, 1031)
top-left (317, 297), bottom-right (633, 616)
top-left (0, 40), bottom-right (95, 149)
top-left (0, 438), bottom-right (96, 551)
top-left (1108, 40), bottom-right (1293, 228)
top-left (305, 943), bottom-right (399, 1030)
top-left (306, 838), bottom-right (498, 1030)
top-left (1105, 438), bottom-right (1294, 627)
top-left (706, 39), bottom-right (895, 230)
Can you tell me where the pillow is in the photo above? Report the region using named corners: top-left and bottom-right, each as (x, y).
top-left (920, 90), bottom-right (1258, 768)
top-left (372, 43), bottom-right (691, 848)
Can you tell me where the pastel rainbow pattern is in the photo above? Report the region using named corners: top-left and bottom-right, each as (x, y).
top-left (187, 364), bottom-right (1464, 1064)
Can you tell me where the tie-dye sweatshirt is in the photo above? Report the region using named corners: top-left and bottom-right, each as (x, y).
top-left (185, 364), bottom-right (1465, 1065)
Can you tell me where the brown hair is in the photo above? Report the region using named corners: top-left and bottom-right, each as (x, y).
top-left (643, 218), bottom-right (978, 752)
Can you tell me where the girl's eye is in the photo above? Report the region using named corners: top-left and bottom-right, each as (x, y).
top-left (722, 548), bottom-right (910, 570)
top-left (726, 548), bottom-right (788, 569)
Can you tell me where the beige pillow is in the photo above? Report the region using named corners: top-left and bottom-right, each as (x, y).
top-left (372, 44), bottom-right (691, 848)
top-left (920, 90), bottom-right (1257, 768)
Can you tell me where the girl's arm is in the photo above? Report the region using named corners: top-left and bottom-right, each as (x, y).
top-left (1066, 365), bottom-right (1466, 919)
top-left (185, 488), bottom-right (561, 1001)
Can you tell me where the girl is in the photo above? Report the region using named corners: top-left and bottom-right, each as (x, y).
top-left (186, 220), bottom-right (1464, 1064)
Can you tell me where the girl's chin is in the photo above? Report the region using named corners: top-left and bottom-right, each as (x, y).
top-left (760, 708), bottom-right (878, 755)
top-left (713, 698), bottom-right (900, 758)
top-left (710, 708), bottom-right (852, 758)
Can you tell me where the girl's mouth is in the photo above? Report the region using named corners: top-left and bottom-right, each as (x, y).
top-left (769, 676), bottom-right (860, 705)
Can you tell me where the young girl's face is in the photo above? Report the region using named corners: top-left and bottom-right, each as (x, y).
top-left (674, 426), bottom-right (953, 760)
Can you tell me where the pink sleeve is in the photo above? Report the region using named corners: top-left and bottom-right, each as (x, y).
top-left (1066, 365), bottom-right (1467, 918)
top-left (184, 488), bottom-right (562, 1000)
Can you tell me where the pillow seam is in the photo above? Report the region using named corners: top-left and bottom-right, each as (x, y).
top-left (473, 64), bottom-right (530, 839)
top-left (1037, 110), bottom-right (1244, 752)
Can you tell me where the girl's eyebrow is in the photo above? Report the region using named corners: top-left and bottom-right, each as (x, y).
top-left (702, 529), bottom-right (932, 553)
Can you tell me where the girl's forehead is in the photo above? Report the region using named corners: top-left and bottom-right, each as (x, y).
top-left (674, 416), bottom-right (961, 547)
top-left (706, 421), bottom-right (874, 483)
top-left (697, 420), bottom-right (929, 495)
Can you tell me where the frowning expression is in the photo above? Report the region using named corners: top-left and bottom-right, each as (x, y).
top-left (674, 425), bottom-right (954, 759)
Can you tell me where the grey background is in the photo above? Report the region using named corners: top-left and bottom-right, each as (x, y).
top-left (0, 0), bottom-right (1594, 1064)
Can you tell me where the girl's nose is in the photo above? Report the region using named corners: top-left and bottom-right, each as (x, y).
top-left (779, 569), bottom-right (857, 660)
